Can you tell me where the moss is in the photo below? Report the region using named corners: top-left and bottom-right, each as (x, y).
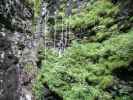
top-left (34, 0), bottom-right (41, 17)
top-left (24, 63), bottom-right (34, 72)
top-left (24, 0), bottom-right (34, 7)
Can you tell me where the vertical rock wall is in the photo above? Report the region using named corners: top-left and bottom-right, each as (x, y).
top-left (0, 0), bottom-right (34, 99)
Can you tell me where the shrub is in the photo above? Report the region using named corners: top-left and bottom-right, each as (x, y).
top-left (33, 30), bottom-right (133, 100)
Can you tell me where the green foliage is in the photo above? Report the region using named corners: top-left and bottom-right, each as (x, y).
top-left (34, 0), bottom-right (41, 17)
top-left (32, 0), bottom-right (41, 32)
top-left (33, 0), bottom-right (133, 99)
top-left (33, 30), bottom-right (133, 100)
top-left (24, 0), bottom-right (34, 7)
top-left (54, 0), bottom-right (120, 42)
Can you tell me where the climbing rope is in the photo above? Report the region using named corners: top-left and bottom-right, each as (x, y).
top-left (37, 0), bottom-right (83, 57)
top-left (54, 15), bottom-right (57, 49)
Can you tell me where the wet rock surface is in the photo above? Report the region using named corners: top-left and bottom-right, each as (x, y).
top-left (0, 0), bottom-right (36, 100)
top-left (0, 32), bottom-right (19, 100)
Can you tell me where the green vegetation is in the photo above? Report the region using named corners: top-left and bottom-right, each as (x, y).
top-left (24, 0), bottom-right (34, 7)
top-left (55, 0), bottom-right (119, 42)
top-left (31, 0), bottom-right (41, 32)
top-left (34, 0), bottom-right (41, 17)
top-left (33, 30), bottom-right (133, 100)
top-left (33, 0), bottom-right (133, 100)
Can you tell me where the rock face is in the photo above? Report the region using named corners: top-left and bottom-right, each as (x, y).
top-left (0, 0), bottom-right (34, 99)
top-left (0, 32), bottom-right (19, 100)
